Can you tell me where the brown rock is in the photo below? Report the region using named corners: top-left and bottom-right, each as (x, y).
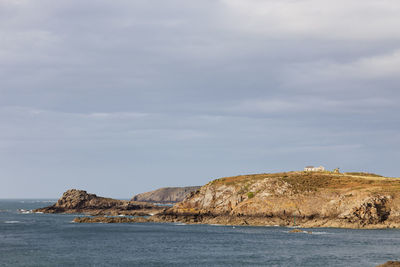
top-left (154, 171), bottom-right (400, 228)
top-left (289, 229), bottom-right (304, 233)
top-left (376, 261), bottom-right (400, 267)
top-left (73, 216), bottom-right (149, 223)
top-left (34, 189), bottom-right (165, 216)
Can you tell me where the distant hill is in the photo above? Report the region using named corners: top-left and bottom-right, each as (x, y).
top-left (132, 186), bottom-right (201, 203)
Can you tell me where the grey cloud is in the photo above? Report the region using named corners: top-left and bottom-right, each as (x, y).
top-left (0, 0), bottom-right (399, 197)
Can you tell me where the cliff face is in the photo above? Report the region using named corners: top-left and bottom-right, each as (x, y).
top-left (35, 189), bottom-right (165, 216)
top-left (155, 172), bottom-right (400, 228)
top-left (132, 186), bottom-right (201, 203)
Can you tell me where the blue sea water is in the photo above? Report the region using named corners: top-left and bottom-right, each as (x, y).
top-left (1, 200), bottom-right (400, 266)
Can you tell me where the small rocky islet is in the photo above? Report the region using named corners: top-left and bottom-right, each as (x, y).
top-left (34, 189), bottom-right (166, 216)
top-left (36, 171), bottom-right (400, 228)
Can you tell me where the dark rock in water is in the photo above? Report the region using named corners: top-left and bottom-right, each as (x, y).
top-left (376, 261), bottom-right (400, 267)
top-left (132, 186), bottom-right (201, 203)
top-left (73, 216), bottom-right (149, 223)
top-left (34, 189), bottom-right (165, 216)
top-left (289, 229), bottom-right (304, 233)
top-left (289, 229), bottom-right (312, 234)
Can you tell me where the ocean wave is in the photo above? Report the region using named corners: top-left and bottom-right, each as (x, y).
top-left (283, 229), bottom-right (332, 235)
top-left (4, 221), bottom-right (21, 224)
top-left (18, 209), bottom-right (32, 214)
top-left (311, 231), bottom-right (332, 235)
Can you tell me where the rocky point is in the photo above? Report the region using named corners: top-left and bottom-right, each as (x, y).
top-left (152, 171), bottom-right (400, 228)
top-left (35, 189), bottom-right (165, 216)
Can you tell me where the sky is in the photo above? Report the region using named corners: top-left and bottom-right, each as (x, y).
top-left (1, 0), bottom-right (400, 198)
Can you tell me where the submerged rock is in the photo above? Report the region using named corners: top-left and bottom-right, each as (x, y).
top-left (289, 229), bottom-right (312, 234)
top-left (289, 229), bottom-right (303, 233)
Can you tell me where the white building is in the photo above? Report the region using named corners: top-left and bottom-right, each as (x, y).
top-left (304, 166), bottom-right (325, 172)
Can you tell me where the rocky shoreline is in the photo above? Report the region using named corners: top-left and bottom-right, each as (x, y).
top-left (150, 172), bottom-right (400, 229)
top-left (37, 172), bottom-right (400, 229)
top-left (73, 216), bottom-right (150, 223)
top-left (149, 213), bottom-right (400, 229)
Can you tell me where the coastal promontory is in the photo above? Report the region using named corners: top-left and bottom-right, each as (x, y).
top-left (152, 171), bottom-right (400, 228)
top-left (36, 171), bottom-right (400, 228)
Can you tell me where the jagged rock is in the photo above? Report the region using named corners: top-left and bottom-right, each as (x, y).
top-left (35, 189), bottom-right (165, 216)
top-left (132, 186), bottom-right (201, 203)
top-left (73, 216), bottom-right (149, 223)
top-left (345, 196), bottom-right (391, 225)
top-left (289, 229), bottom-right (312, 234)
top-left (289, 229), bottom-right (303, 233)
top-left (376, 261), bottom-right (400, 267)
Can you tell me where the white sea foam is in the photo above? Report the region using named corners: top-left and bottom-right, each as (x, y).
top-left (21, 211), bottom-right (32, 214)
top-left (310, 231), bottom-right (332, 235)
top-left (174, 223), bottom-right (186, 226)
top-left (4, 221), bottom-right (20, 224)
top-left (18, 209), bottom-right (32, 214)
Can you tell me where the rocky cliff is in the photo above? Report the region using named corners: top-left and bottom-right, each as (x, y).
top-left (153, 172), bottom-right (400, 228)
top-left (35, 189), bottom-right (165, 216)
top-left (132, 186), bottom-right (201, 203)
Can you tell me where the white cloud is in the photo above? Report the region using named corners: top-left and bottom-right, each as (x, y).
top-left (1, 0), bottom-right (400, 197)
top-left (221, 0), bottom-right (400, 40)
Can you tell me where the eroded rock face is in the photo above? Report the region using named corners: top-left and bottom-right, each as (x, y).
top-left (35, 189), bottom-right (165, 216)
top-left (344, 196), bottom-right (391, 225)
top-left (154, 172), bottom-right (400, 228)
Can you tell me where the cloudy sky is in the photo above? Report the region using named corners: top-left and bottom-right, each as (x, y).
top-left (1, 0), bottom-right (399, 198)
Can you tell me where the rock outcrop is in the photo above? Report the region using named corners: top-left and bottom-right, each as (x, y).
top-left (35, 189), bottom-right (165, 216)
top-left (153, 172), bottom-right (400, 228)
top-left (73, 216), bottom-right (150, 223)
top-left (131, 186), bottom-right (201, 203)
top-left (376, 261), bottom-right (400, 267)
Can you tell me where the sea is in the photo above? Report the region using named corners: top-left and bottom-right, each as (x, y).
top-left (1, 199), bottom-right (400, 267)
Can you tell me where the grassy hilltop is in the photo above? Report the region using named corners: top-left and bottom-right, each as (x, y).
top-left (211, 171), bottom-right (400, 194)
top-left (154, 171), bottom-right (400, 228)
